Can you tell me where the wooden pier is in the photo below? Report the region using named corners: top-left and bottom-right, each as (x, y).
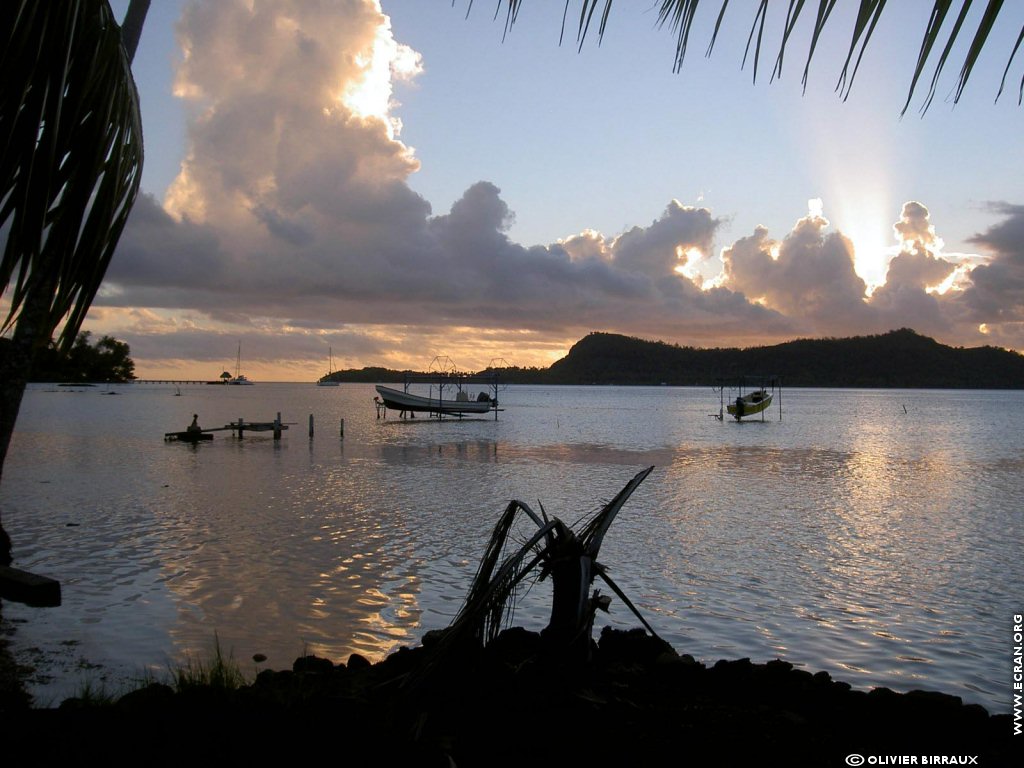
top-left (165, 413), bottom-right (293, 442)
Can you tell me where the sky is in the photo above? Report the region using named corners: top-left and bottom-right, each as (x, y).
top-left (77, 0), bottom-right (1024, 381)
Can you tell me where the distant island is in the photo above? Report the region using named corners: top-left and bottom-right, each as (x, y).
top-left (325, 329), bottom-right (1024, 389)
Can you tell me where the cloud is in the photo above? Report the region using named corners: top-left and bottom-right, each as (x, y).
top-left (893, 201), bottom-right (942, 252)
top-left (866, 201), bottom-right (958, 336)
top-left (86, 1), bottom-right (1024, 377)
top-left (961, 203), bottom-right (1024, 324)
top-left (720, 211), bottom-right (872, 335)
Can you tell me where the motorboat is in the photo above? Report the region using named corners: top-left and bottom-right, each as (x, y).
top-left (375, 384), bottom-right (495, 416)
top-left (727, 389), bottom-right (773, 420)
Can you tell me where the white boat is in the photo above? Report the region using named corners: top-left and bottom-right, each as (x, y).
top-left (226, 342), bottom-right (254, 384)
top-left (726, 389), bottom-right (772, 420)
top-left (375, 384), bottom-right (495, 415)
top-left (317, 347), bottom-right (340, 387)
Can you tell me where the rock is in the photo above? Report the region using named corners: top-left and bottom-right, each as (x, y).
top-left (347, 653), bottom-right (371, 670)
top-left (292, 655), bottom-right (334, 674)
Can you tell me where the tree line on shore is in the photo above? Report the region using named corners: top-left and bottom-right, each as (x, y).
top-left (325, 328), bottom-right (1024, 389)
top-left (0, 332), bottom-right (135, 384)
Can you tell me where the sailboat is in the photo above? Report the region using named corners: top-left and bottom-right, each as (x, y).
top-left (316, 347), bottom-right (340, 387)
top-left (227, 342), bottom-right (254, 385)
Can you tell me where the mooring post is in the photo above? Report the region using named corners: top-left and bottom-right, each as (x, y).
top-left (309, 413), bottom-right (314, 438)
top-left (274, 412), bottom-right (282, 440)
top-left (238, 417), bottom-right (244, 439)
top-left (340, 418), bottom-right (344, 439)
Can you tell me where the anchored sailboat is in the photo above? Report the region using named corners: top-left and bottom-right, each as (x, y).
top-left (317, 347), bottom-right (340, 387)
top-left (226, 342), bottom-right (254, 385)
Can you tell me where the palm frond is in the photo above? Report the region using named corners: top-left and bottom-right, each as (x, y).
top-left (0, 0), bottom-right (143, 351)
top-left (453, 500), bottom-right (558, 645)
top-left (704, 1), bottom-right (730, 58)
top-left (656, 0), bottom-right (705, 73)
top-left (995, 22), bottom-right (1024, 103)
top-left (901, 1), bottom-right (954, 116)
top-left (835, 0), bottom-right (887, 101)
top-left (800, 0), bottom-right (839, 91)
top-left (594, 566), bottom-right (665, 643)
top-left (771, 0), bottom-right (807, 83)
top-left (741, 0), bottom-right (770, 83)
top-left (473, 0), bottom-right (1021, 113)
top-left (951, 0), bottom-right (1004, 104)
top-left (577, 465), bottom-right (654, 559)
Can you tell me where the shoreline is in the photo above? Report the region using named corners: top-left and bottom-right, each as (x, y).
top-left (1, 625), bottom-right (1014, 766)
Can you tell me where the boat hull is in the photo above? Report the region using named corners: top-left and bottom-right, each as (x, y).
top-left (727, 391), bottom-right (773, 420)
top-left (164, 431), bottom-right (213, 442)
top-left (375, 385), bottom-right (493, 415)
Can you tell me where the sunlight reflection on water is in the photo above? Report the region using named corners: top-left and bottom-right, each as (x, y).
top-left (2, 383), bottom-right (1021, 713)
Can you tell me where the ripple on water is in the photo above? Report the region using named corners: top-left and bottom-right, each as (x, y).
top-left (1, 384), bottom-right (1019, 713)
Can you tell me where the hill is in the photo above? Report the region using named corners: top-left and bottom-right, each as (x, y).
top-left (543, 328), bottom-right (1024, 388)
top-left (325, 329), bottom-right (1024, 388)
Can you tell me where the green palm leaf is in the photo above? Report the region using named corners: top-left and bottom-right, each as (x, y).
top-left (477, 0), bottom-right (1021, 113)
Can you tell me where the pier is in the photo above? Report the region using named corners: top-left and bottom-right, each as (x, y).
top-left (165, 412), bottom-right (293, 442)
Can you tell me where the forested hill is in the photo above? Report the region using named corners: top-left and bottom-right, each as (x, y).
top-left (541, 329), bottom-right (1024, 388)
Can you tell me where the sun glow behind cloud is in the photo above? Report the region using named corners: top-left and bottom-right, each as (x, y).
top-left (674, 246), bottom-right (706, 283)
top-left (339, 5), bottom-right (422, 139)
top-left (925, 263), bottom-right (971, 295)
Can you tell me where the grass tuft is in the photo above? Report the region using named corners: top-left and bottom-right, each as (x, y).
top-left (171, 634), bottom-right (247, 692)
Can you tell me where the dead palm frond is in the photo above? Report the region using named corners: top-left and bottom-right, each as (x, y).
top-left (469, 1), bottom-right (1024, 113)
top-left (434, 466), bottom-right (660, 663)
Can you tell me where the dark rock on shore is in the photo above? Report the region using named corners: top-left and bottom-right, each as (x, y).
top-left (3, 627), bottom-right (1015, 767)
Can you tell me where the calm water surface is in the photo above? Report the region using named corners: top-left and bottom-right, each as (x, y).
top-left (2, 383), bottom-right (1021, 713)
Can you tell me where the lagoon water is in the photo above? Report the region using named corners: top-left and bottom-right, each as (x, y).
top-left (2, 382), bottom-right (1020, 713)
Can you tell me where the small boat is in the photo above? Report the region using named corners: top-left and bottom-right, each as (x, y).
top-left (226, 342), bottom-right (254, 385)
top-left (317, 347), bottom-right (340, 387)
top-left (727, 389), bottom-right (773, 420)
top-left (375, 384), bottom-right (495, 415)
top-left (164, 430), bottom-right (213, 443)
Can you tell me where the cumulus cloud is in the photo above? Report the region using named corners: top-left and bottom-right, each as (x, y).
top-left (866, 201), bottom-right (959, 337)
top-left (961, 203), bottom-right (1024, 325)
top-left (88, 0), bottom-right (1023, 377)
top-left (720, 209), bottom-right (872, 335)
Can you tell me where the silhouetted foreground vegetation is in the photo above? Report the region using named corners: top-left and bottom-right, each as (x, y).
top-left (1, 627), bottom-right (1013, 767)
top-left (326, 328), bottom-right (1024, 388)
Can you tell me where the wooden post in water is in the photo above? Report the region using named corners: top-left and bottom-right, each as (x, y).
top-left (274, 412), bottom-right (282, 440)
top-left (340, 418), bottom-right (344, 439)
top-left (238, 417), bottom-right (244, 439)
top-left (309, 414), bottom-right (314, 438)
